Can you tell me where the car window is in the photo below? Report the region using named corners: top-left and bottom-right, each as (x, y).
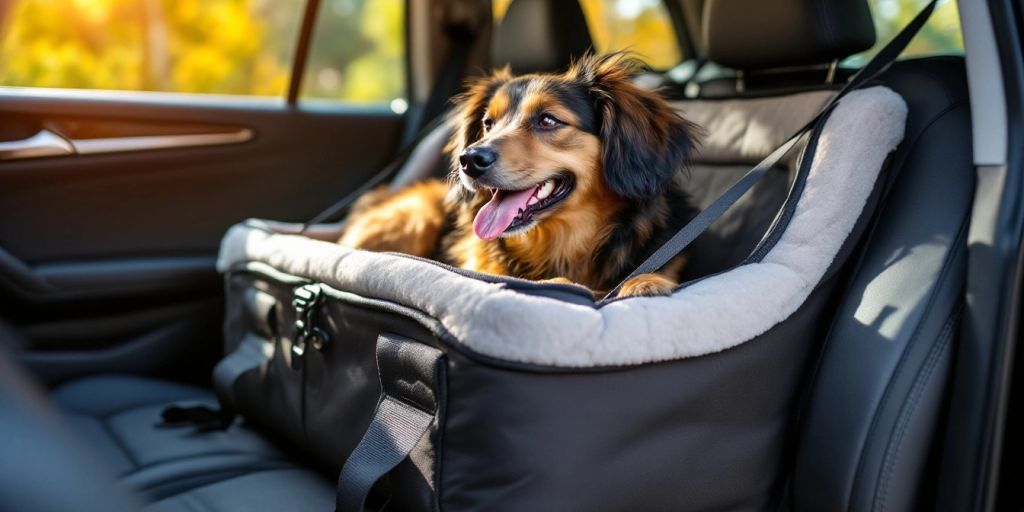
top-left (0, 0), bottom-right (406, 105)
top-left (300, 0), bottom-right (406, 108)
top-left (844, 0), bottom-right (963, 66)
top-left (492, 0), bottom-right (683, 70)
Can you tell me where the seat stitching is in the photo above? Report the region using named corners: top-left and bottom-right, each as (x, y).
top-left (847, 217), bottom-right (969, 511)
top-left (140, 460), bottom-right (296, 495)
top-left (124, 450), bottom-right (291, 477)
top-left (874, 305), bottom-right (960, 512)
top-left (99, 416), bottom-right (139, 469)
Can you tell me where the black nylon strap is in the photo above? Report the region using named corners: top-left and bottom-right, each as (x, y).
top-left (334, 397), bottom-right (434, 512)
top-left (604, 0), bottom-right (937, 300)
top-left (336, 334), bottom-right (444, 512)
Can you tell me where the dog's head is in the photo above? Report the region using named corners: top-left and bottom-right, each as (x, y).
top-left (447, 52), bottom-right (699, 241)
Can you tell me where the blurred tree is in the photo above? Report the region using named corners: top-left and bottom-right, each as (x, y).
top-left (0, 0), bottom-right (403, 102)
top-left (844, 0), bottom-right (963, 66)
top-left (493, 0), bottom-right (682, 69)
top-left (301, 0), bottom-right (405, 102)
top-left (0, 0), bottom-right (960, 100)
top-left (493, 0), bottom-right (962, 71)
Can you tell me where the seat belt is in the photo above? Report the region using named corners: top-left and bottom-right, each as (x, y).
top-left (401, 17), bottom-right (479, 143)
top-left (305, 2), bottom-right (481, 228)
top-left (602, 0), bottom-right (938, 301)
top-left (302, 114), bottom-right (450, 228)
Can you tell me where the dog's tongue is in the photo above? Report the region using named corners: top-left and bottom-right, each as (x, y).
top-left (474, 187), bottom-right (536, 240)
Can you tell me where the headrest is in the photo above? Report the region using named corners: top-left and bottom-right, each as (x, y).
top-left (493, 0), bottom-right (593, 74)
top-left (703, 0), bottom-right (876, 70)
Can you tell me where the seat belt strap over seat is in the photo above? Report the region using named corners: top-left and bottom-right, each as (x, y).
top-left (304, 1), bottom-right (482, 229)
top-left (603, 0), bottom-right (939, 300)
top-left (404, 0), bottom-right (485, 142)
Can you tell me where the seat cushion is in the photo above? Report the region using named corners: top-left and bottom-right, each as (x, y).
top-left (144, 468), bottom-right (335, 512)
top-left (53, 375), bottom-right (293, 500)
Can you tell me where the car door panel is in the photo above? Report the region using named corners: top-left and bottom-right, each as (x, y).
top-left (0, 90), bottom-right (405, 383)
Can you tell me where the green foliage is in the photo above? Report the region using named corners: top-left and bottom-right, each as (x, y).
top-left (845, 0), bottom-right (963, 66)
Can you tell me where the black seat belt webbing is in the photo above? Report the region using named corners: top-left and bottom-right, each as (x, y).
top-left (303, 114), bottom-right (449, 228)
top-left (603, 0), bottom-right (938, 300)
top-left (404, 22), bottom-right (477, 142)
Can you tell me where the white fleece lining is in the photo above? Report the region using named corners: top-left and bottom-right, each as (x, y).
top-left (218, 87), bottom-right (908, 368)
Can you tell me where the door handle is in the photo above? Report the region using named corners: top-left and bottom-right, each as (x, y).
top-left (71, 129), bottom-right (253, 155)
top-left (0, 130), bottom-right (75, 160)
top-left (0, 128), bottom-right (252, 161)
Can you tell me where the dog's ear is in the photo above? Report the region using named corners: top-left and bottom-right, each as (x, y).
top-left (445, 66), bottom-right (512, 174)
top-left (569, 53), bottom-right (699, 200)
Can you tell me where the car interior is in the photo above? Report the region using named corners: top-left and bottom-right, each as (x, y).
top-left (1, 0), bottom-right (1022, 511)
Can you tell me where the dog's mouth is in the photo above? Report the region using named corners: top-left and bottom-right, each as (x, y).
top-left (473, 174), bottom-right (574, 240)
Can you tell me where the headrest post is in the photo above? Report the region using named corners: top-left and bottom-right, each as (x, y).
top-left (825, 59), bottom-right (839, 84)
top-left (735, 70), bottom-right (746, 93)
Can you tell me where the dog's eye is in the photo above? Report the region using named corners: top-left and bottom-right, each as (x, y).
top-left (536, 114), bottom-right (563, 130)
top-left (482, 118), bottom-right (494, 131)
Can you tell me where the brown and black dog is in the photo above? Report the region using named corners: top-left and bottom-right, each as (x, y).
top-left (339, 53), bottom-right (700, 297)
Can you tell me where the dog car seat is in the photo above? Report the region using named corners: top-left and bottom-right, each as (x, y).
top-left (215, 90), bottom-right (902, 510)
top-left (204, 2), bottom-right (945, 510)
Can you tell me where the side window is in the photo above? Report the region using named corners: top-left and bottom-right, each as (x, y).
top-left (0, 0), bottom-right (304, 96)
top-left (492, 0), bottom-right (683, 70)
top-left (0, 0), bottom-right (406, 106)
top-left (300, 0), bottom-right (406, 108)
top-left (844, 0), bottom-right (963, 66)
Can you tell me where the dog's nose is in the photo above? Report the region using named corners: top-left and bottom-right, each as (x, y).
top-left (459, 147), bottom-right (497, 178)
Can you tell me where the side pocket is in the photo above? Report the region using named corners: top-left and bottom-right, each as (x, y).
top-left (335, 333), bottom-right (446, 512)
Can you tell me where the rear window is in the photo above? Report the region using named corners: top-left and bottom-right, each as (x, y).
top-left (492, 0), bottom-right (683, 70)
top-left (844, 0), bottom-right (963, 66)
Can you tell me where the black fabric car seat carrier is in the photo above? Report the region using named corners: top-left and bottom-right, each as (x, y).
top-left (170, 3), bottom-right (939, 511)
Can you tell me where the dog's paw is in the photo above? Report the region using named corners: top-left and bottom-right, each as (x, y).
top-left (618, 273), bottom-right (677, 298)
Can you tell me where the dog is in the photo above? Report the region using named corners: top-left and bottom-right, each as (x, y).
top-left (339, 53), bottom-right (700, 298)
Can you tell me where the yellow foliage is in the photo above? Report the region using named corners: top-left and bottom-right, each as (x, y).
top-left (0, 0), bottom-right (962, 103)
top-left (0, 0), bottom-right (378, 99)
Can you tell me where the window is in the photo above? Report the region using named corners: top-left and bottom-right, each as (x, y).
top-left (300, 0), bottom-right (406, 106)
top-left (0, 0), bottom-right (406, 105)
top-left (844, 0), bottom-right (963, 66)
top-left (492, 0), bottom-right (682, 70)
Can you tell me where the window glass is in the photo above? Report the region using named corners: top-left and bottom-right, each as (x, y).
top-left (492, 0), bottom-right (682, 70)
top-left (0, 0), bottom-right (303, 96)
top-left (843, 0), bottom-right (963, 66)
top-left (300, 0), bottom-right (406, 106)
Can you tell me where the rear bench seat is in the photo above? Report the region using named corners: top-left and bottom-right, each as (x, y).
top-left (5, 0), bottom-right (974, 510)
top-left (51, 375), bottom-right (294, 501)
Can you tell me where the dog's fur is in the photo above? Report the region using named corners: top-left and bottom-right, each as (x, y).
top-left (340, 53), bottom-right (700, 297)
